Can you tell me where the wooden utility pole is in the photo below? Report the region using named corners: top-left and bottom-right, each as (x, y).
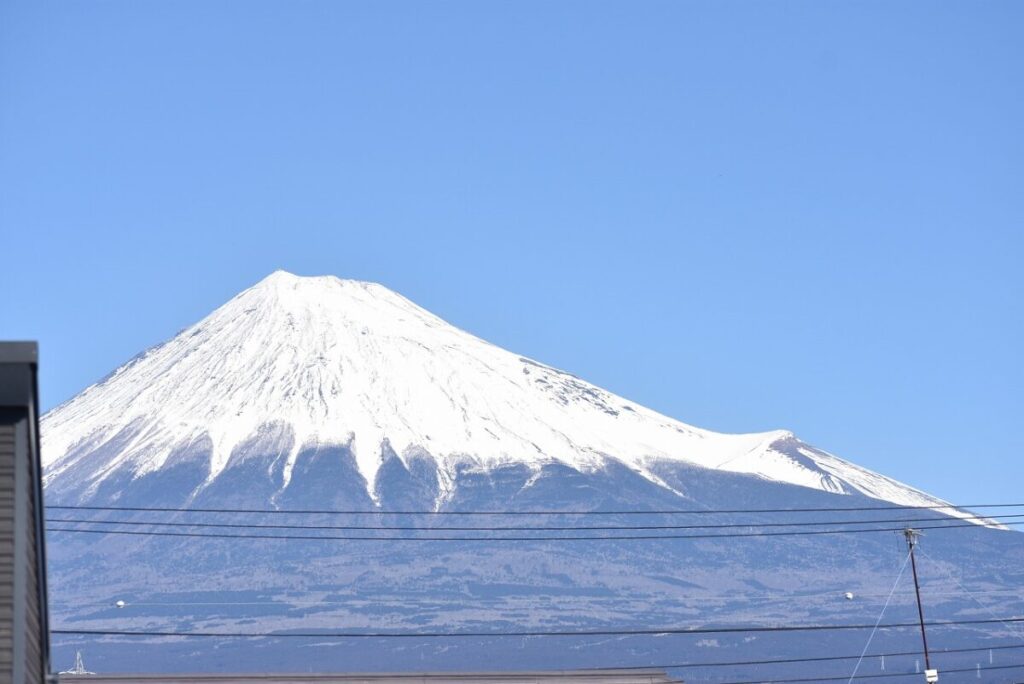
top-left (904, 528), bottom-right (938, 683)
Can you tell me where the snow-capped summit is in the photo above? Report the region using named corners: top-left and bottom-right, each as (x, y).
top-left (42, 270), bottom-right (947, 510)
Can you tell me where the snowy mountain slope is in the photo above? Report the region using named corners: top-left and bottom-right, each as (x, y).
top-left (42, 271), bottom-right (1024, 676)
top-left (42, 270), bottom-right (952, 513)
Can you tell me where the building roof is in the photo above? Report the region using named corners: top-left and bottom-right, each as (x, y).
top-left (56, 670), bottom-right (678, 684)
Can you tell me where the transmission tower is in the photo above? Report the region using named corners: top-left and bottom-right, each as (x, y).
top-left (58, 650), bottom-right (95, 675)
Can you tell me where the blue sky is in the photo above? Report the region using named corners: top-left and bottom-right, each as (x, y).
top-left (2, 1), bottom-right (1021, 505)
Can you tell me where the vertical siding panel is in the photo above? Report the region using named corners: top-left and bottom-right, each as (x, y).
top-left (0, 422), bottom-right (17, 684)
top-left (1, 344), bottom-right (50, 684)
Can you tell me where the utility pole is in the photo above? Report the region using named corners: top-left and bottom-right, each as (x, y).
top-left (904, 528), bottom-right (938, 683)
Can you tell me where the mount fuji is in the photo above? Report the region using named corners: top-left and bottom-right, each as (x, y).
top-left (42, 272), bottom-right (1024, 680)
top-left (42, 270), bottom-right (955, 512)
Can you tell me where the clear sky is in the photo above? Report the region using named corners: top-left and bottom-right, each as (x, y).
top-left (2, 1), bottom-right (1021, 506)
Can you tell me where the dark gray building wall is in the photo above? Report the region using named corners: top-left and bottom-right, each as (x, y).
top-left (0, 343), bottom-right (50, 684)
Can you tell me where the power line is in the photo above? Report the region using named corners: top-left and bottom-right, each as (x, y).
top-left (48, 615), bottom-right (1024, 639)
top-left (714, 662), bottom-right (1024, 684)
top-left (846, 549), bottom-right (912, 683)
top-left (917, 546), bottom-right (1024, 645)
top-left (40, 630), bottom-right (1024, 676)
top-left (641, 643), bottom-right (1024, 672)
top-left (44, 519), bottom-right (1024, 542)
top-left (42, 511), bottom-right (1024, 532)
top-left (43, 502), bottom-right (1024, 516)
top-left (40, 640), bottom-right (1024, 676)
top-left (569, 643), bottom-right (1024, 673)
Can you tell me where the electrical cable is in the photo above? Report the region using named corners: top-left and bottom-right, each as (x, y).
top-left (43, 502), bottom-right (1024, 516)
top-left (714, 662), bottom-right (1024, 684)
top-left (48, 615), bottom-right (1024, 639)
top-left (640, 642), bottom-right (1024, 672)
top-left (846, 549), bottom-right (912, 683)
top-left (44, 519), bottom-right (1024, 542)
top-left (917, 546), bottom-right (1024, 644)
top-left (40, 638), bottom-right (1024, 679)
top-left (42, 511), bottom-right (1024, 532)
